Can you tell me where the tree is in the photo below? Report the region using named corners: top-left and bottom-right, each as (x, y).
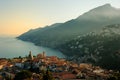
top-left (107, 72), bottom-right (120, 80)
top-left (14, 70), bottom-right (32, 80)
top-left (42, 70), bottom-right (55, 80)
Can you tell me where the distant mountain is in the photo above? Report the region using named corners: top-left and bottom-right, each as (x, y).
top-left (77, 4), bottom-right (120, 20)
top-left (18, 4), bottom-right (120, 48)
top-left (18, 23), bottom-right (64, 47)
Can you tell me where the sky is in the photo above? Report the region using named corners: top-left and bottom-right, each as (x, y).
top-left (0, 0), bottom-right (120, 36)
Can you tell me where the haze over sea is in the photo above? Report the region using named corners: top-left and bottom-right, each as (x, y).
top-left (0, 36), bottom-right (64, 58)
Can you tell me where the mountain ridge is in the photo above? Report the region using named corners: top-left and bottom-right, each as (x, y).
top-left (18, 4), bottom-right (120, 47)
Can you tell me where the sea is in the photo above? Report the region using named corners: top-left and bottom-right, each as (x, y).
top-left (0, 36), bottom-right (64, 58)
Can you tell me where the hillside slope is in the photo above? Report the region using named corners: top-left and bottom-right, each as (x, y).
top-left (18, 4), bottom-right (120, 48)
top-left (57, 24), bottom-right (120, 70)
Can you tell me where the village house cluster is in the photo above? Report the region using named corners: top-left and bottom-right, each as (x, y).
top-left (0, 51), bottom-right (115, 80)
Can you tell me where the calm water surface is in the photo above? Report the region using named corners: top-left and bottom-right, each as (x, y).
top-left (0, 36), bottom-right (64, 58)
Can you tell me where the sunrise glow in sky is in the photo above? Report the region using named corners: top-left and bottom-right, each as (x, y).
top-left (0, 0), bottom-right (120, 36)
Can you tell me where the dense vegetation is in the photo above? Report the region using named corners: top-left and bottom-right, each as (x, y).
top-left (57, 24), bottom-right (120, 70)
top-left (14, 70), bottom-right (54, 80)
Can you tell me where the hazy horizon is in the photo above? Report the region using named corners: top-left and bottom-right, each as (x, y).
top-left (1, 0), bottom-right (120, 36)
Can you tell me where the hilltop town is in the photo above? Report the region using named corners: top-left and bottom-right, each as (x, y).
top-left (0, 51), bottom-right (119, 80)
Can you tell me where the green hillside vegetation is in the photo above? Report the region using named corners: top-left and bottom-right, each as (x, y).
top-left (57, 24), bottom-right (120, 70)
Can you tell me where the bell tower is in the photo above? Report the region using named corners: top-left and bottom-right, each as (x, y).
top-left (28, 51), bottom-right (33, 60)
